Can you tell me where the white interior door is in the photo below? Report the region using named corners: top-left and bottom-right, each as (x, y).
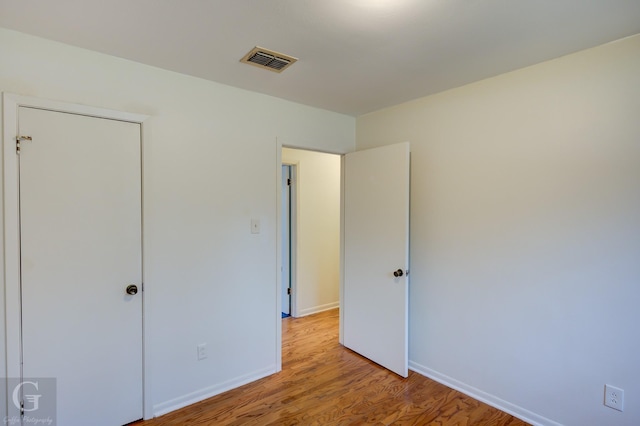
top-left (19, 107), bottom-right (143, 425)
top-left (343, 142), bottom-right (410, 377)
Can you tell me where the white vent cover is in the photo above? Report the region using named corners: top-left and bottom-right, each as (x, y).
top-left (240, 46), bottom-right (298, 73)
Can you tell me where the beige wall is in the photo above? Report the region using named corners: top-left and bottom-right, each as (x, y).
top-left (357, 35), bottom-right (640, 426)
top-left (282, 148), bottom-right (341, 316)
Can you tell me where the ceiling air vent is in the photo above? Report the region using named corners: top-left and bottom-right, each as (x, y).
top-left (240, 46), bottom-right (298, 73)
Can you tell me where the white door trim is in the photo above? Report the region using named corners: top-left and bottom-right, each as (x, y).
top-left (2, 93), bottom-right (150, 419)
top-left (275, 140), bottom-right (283, 372)
top-left (339, 154), bottom-right (346, 345)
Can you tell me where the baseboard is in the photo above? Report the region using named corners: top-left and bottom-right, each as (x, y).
top-left (295, 301), bottom-right (339, 317)
top-left (152, 365), bottom-right (277, 418)
top-left (408, 361), bottom-right (562, 426)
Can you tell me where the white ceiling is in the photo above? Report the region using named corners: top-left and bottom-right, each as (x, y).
top-left (1, 0), bottom-right (639, 116)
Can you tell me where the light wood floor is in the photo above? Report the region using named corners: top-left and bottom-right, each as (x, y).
top-left (138, 309), bottom-right (528, 425)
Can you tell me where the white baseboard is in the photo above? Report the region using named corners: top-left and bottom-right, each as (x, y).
top-left (295, 301), bottom-right (339, 317)
top-left (152, 365), bottom-right (277, 418)
top-left (408, 361), bottom-right (562, 426)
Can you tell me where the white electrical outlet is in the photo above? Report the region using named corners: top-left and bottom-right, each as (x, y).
top-left (604, 384), bottom-right (624, 411)
top-left (197, 343), bottom-right (207, 361)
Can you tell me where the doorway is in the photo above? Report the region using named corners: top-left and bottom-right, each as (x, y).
top-left (280, 148), bottom-right (341, 319)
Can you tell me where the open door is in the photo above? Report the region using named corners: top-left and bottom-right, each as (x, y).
top-left (342, 142), bottom-right (410, 377)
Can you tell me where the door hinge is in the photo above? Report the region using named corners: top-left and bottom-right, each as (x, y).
top-left (287, 178), bottom-right (291, 186)
top-left (20, 400), bottom-right (24, 416)
top-left (287, 287), bottom-right (292, 295)
top-left (16, 136), bottom-right (32, 154)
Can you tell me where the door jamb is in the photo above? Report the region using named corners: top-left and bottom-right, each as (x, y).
top-left (281, 162), bottom-right (298, 317)
top-left (2, 93), bottom-right (150, 419)
top-left (339, 155), bottom-right (345, 345)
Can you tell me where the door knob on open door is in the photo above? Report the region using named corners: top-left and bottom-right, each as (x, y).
top-left (126, 284), bottom-right (138, 295)
top-left (393, 269), bottom-right (404, 277)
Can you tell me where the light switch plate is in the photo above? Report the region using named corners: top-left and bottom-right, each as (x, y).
top-left (197, 343), bottom-right (207, 361)
top-left (251, 218), bottom-right (260, 234)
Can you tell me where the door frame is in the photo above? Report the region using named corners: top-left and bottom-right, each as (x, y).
top-left (281, 163), bottom-right (298, 317)
top-left (275, 143), bottom-right (346, 371)
top-left (2, 93), bottom-right (150, 419)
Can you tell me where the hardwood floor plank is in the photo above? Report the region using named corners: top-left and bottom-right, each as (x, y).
top-left (137, 309), bottom-right (528, 425)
